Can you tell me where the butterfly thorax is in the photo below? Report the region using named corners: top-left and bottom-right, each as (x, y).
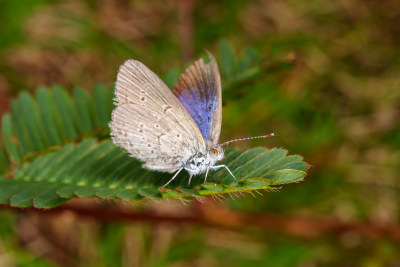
top-left (184, 146), bottom-right (224, 176)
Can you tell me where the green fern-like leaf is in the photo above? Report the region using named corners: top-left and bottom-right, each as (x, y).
top-left (3, 84), bottom-right (112, 163)
top-left (0, 85), bottom-right (309, 208)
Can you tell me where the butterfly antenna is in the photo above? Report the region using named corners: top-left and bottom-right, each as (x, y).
top-left (221, 133), bottom-right (275, 147)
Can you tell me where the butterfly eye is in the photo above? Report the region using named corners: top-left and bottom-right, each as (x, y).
top-left (210, 148), bottom-right (219, 158)
top-left (197, 152), bottom-right (202, 157)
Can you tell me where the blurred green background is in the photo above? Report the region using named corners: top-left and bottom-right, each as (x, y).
top-left (0, 0), bottom-right (400, 266)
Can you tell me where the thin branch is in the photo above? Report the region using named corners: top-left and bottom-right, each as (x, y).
top-left (4, 203), bottom-right (400, 241)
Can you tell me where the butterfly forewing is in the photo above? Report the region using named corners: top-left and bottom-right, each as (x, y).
top-left (110, 60), bottom-right (206, 171)
top-left (114, 60), bottom-right (204, 144)
top-left (172, 52), bottom-right (222, 148)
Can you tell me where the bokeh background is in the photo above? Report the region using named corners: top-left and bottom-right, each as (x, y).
top-left (1, 0), bottom-right (400, 266)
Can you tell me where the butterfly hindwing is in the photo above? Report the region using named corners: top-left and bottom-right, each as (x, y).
top-left (110, 103), bottom-right (202, 172)
top-left (172, 52), bottom-right (222, 148)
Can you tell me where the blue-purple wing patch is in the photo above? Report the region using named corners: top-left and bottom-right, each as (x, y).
top-left (173, 52), bottom-right (222, 147)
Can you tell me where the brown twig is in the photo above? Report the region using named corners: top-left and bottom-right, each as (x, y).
top-left (4, 201), bottom-right (400, 241)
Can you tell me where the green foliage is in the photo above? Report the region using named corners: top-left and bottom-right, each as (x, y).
top-left (3, 84), bottom-right (112, 164)
top-left (219, 39), bottom-right (236, 79)
top-left (0, 85), bottom-right (308, 208)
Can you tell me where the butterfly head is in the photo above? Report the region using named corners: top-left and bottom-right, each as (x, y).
top-left (184, 146), bottom-right (224, 176)
top-left (209, 146), bottom-right (224, 162)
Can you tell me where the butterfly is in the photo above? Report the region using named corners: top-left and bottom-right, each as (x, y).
top-left (109, 52), bottom-right (272, 187)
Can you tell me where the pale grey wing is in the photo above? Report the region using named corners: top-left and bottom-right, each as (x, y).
top-left (114, 59), bottom-right (205, 149)
top-left (172, 52), bottom-right (222, 148)
top-left (110, 103), bottom-right (203, 172)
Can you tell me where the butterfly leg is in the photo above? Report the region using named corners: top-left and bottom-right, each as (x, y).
top-left (188, 174), bottom-right (193, 186)
top-left (204, 167), bottom-right (210, 184)
top-left (211, 165), bottom-right (237, 181)
top-left (162, 167), bottom-right (184, 187)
